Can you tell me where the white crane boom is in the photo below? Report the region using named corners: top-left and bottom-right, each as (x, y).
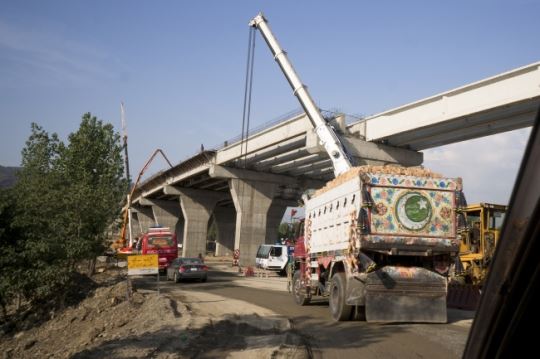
top-left (249, 13), bottom-right (353, 177)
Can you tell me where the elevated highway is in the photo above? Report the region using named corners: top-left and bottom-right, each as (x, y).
top-left (129, 61), bottom-right (540, 265)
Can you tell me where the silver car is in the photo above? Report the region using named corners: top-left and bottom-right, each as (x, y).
top-left (166, 257), bottom-right (208, 283)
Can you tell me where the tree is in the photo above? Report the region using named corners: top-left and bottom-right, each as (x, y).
top-left (12, 123), bottom-right (69, 303)
top-left (278, 223), bottom-right (291, 241)
top-left (59, 113), bottom-right (126, 267)
top-left (0, 187), bottom-right (23, 317)
top-left (8, 114), bottom-right (126, 306)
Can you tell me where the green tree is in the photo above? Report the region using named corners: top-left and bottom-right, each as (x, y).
top-left (278, 222), bottom-right (291, 241)
top-left (0, 187), bottom-right (23, 317)
top-left (59, 113), bottom-right (126, 267)
top-left (13, 123), bottom-right (69, 303)
top-left (8, 115), bottom-right (125, 306)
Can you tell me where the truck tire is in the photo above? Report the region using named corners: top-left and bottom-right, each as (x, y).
top-left (329, 272), bottom-right (352, 321)
top-left (293, 270), bottom-right (310, 306)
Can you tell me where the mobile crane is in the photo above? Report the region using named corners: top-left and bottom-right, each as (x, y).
top-left (250, 13), bottom-right (465, 322)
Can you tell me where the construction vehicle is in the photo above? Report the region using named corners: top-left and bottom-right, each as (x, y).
top-left (250, 13), bottom-right (465, 322)
top-left (455, 203), bottom-right (508, 284)
top-left (134, 226), bottom-right (178, 271)
top-left (255, 244), bottom-right (293, 275)
top-left (112, 149), bottom-right (173, 254)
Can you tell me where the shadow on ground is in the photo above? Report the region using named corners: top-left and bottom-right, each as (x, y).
top-left (72, 314), bottom-right (308, 359)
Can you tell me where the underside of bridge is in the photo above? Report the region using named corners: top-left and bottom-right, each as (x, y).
top-left (128, 61), bottom-right (539, 267)
top-left (128, 125), bottom-right (424, 266)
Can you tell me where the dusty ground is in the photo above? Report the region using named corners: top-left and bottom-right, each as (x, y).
top-left (0, 266), bottom-right (308, 359)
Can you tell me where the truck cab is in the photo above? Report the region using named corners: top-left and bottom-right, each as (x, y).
top-left (255, 244), bottom-right (291, 275)
top-left (136, 226), bottom-right (178, 271)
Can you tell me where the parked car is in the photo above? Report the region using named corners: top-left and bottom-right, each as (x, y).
top-left (166, 257), bottom-right (208, 283)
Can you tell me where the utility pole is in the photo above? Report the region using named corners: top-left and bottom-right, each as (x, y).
top-left (121, 102), bottom-right (133, 247)
top-left (121, 102), bottom-right (131, 186)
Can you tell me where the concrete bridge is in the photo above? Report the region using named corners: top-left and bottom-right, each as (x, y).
top-left (129, 61), bottom-right (540, 266)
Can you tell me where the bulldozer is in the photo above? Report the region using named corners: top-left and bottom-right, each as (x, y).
top-left (456, 203), bottom-right (508, 284)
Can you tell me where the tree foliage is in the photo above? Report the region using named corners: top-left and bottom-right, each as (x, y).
top-left (0, 114), bottom-right (126, 308)
top-left (0, 187), bottom-right (24, 316)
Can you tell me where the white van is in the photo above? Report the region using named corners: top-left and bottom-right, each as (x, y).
top-left (255, 244), bottom-right (290, 275)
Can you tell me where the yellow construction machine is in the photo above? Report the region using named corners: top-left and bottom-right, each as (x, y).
top-left (456, 203), bottom-right (508, 284)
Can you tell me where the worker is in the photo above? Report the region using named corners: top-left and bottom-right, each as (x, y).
top-left (135, 236), bottom-right (142, 253)
top-left (318, 269), bottom-right (329, 294)
top-left (198, 253), bottom-right (204, 263)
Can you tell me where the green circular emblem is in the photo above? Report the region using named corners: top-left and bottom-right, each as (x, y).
top-left (395, 192), bottom-right (432, 231)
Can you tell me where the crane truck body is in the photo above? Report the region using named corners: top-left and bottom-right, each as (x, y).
top-left (250, 13), bottom-right (465, 322)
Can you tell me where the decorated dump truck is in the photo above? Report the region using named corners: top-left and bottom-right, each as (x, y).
top-left (292, 166), bottom-right (465, 322)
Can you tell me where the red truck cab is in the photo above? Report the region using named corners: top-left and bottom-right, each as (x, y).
top-left (137, 227), bottom-right (178, 270)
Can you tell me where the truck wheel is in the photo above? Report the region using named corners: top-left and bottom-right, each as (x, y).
top-left (329, 272), bottom-right (352, 321)
top-left (293, 270), bottom-right (310, 306)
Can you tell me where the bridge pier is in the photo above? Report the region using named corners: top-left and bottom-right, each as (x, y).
top-left (177, 188), bottom-right (226, 258)
top-left (140, 198), bottom-right (182, 234)
top-left (129, 211), bottom-right (140, 239)
top-left (213, 206), bottom-right (236, 256)
top-left (131, 205), bottom-right (155, 238)
top-left (229, 178), bottom-right (279, 267)
top-left (266, 201), bottom-right (290, 245)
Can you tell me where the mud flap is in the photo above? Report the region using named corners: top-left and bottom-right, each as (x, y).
top-left (365, 266), bottom-right (447, 323)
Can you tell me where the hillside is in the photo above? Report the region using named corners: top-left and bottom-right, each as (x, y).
top-left (0, 165), bottom-right (20, 188)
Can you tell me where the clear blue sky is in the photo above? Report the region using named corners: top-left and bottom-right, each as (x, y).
top-left (1, 1), bottom-right (538, 204)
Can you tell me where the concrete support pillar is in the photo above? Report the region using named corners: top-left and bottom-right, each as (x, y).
top-left (143, 199), bottom-right (182, 235)
top-left (133, 205), bottom-right (156, 237)
top-left (213, 206), bottom-right (236, 256)
top-left (266, 203), bottom-right (288, 245)
top-left (130, 211), bottom-right (141, 239)
top-left (229, 178), bottom-right (279, 266)
top-left (175, 217), bottom-right (185, 248)
top-left (178, 188), bottom-right (225, 258)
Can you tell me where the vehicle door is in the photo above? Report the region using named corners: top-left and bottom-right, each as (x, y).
top-left (256, 245), bottom-right (271, 269)
top-left (167, 258), bottom-right (180, 278)
top-left (268, 245), bottom-right (285, 269)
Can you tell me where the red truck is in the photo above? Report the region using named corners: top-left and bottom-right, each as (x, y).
top-left (135, 227), bottom-right (178, 271)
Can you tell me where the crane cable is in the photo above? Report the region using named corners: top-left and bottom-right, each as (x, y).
top-left (235, 27), bottom-right (256, 266)
top-left (240, 26), bottom-right (256, 168)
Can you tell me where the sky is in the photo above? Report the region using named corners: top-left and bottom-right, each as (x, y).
top-left (1, 0), bottom-right (538, 205)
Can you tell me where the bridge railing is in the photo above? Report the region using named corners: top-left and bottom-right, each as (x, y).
top-left (208, 108), bottom-right (366, 152)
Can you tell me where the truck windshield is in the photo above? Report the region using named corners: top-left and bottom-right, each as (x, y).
top-left (147, 236), bottom-right (174, 248)
top-left (256, 245), bottom-right (271, 258)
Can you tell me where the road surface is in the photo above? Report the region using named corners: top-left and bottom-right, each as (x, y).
top-left (136, 260), bottom-right (473, 358)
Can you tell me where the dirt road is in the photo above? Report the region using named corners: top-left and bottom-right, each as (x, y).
top-left (136, 259), bottom-right (473, 358)
top-left (0, 268), bottom-right (308, 359)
